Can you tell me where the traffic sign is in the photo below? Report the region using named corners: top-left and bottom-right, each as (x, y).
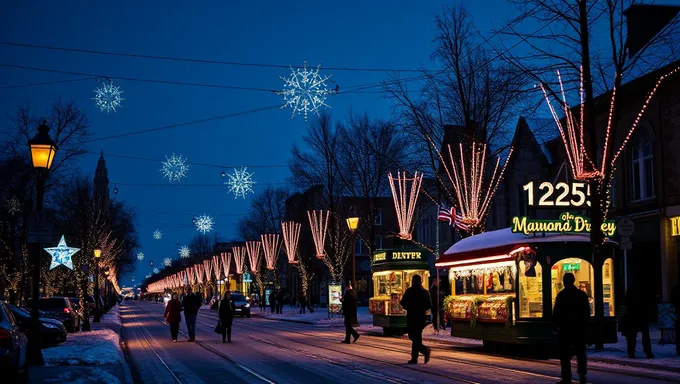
top-left (27, 211), bottom-right (53, 244)
top-left (617, 218), bottom-right (635, 237)
top-left (620, 236), bottom-right (632, 250)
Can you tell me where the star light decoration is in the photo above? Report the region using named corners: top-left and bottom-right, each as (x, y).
top-left (153, 230), bottom-right (163, 240)
top-left (225, 167), bottom-right (256, 199)
top-left (44, 235), bottom-right (80, 270)
top-left (160, 154), bottom-right (189, 183)
top-left (163, 258), bottom-right (172, 267)
top-left (194, 214), bottom-right (214, 234)
top-left (137, 252), bottom-right (145, 261)
top-left (6, 197), bottom-right (21, 215)
top-left (179, 245), bottom-right (191, 259)
top-left (92, 80), bottom-right (125, 113)
top-left (277, 61), bottom-right (336, 121)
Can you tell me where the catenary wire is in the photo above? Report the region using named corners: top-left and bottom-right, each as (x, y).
top-left (0, 77), bottom-right (96, 89)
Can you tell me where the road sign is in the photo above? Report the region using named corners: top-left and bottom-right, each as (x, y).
top-left (27, 211), bottom-right (53, 244)
top-left (617, 218), bottom-right (635, 237)
top-left (620, 236), bottom-right (632, 250)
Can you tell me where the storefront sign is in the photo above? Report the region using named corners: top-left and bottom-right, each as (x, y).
top-left (670, 216), bottom-right (680, 237)
top-left (372, 250), bottom-right (424, 265)
top-left (511, 212), bottom-right (616, 236)
top-left (522, 181), bottom-right (593, 208)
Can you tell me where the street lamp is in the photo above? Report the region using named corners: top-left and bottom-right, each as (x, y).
top-left (27, 121), bottom-right (57, 366)
top-left (93, 247), bottom-right (102, 323)
top-left (346, 213), bottom-right (360, 291)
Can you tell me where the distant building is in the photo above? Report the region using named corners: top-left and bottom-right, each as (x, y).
top-left (94, 151), bottom-right (109, 200)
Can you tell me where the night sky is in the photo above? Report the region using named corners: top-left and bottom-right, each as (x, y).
top-left (0, 1), bottom-right (517, 286)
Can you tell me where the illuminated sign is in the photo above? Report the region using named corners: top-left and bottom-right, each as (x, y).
top-left (511, 212), bottom-right (616, 237)
top-left (671, 216), bottom-right (680, 237)
top-left (374, 252), bottom-right (387, 262)
top-left (372, 249), bottom-right (427, 265)
top-left (522, 181), bottom-right (609, 208)
top-left (392, 252), bottom-right (422, 260)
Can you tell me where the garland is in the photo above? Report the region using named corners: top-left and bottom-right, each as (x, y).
top-left (469, 296), bottom-right (484, 327)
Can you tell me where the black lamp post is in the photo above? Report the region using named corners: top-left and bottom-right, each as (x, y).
top-left (93, 247), bottom-right (102, 322)
top-left (27, 121), bottom-right (57, 366)
top-left (346, 214), bottom-right (360, 291)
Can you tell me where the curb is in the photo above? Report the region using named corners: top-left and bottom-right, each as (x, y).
top-left (113, 305), bottom-right (135, 384)
top-left (589, 356), bottom-right (680, 374)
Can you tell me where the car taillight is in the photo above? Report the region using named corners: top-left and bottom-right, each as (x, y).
top-left (0, 329), bottom-right (10, 339)
top-left (63, 307), bottom-right (71, 314)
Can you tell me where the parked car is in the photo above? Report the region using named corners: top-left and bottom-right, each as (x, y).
top-left (9, 305), bottom-right (66, 347)
top-left (27, 297), bottom-right (80, 333)
top-left (0, 302), bottom-right (28, 383)
top-left (231, 294), bottom-right (251, 318)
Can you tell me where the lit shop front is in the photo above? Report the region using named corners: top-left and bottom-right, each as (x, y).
top-left (369, 248), bottom-right (430, 335)
top-left (437, 214), bottom-right (618, 347)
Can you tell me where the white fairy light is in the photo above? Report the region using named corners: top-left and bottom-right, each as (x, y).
top-left (225, 167), bottom-right (256, 199)
top-left (277, 61), bottom-right (336, 121)
top-left (212, 255), bottom-right (222, 280)
top-left (281, 221), bottom-right (301, 264)
top-left (388, 171), bottom-right (423, 240)
top-left (179, 245), bottom-right (191, 259)
top-left (6, 197), bottom-right (21, 215)
top-left (220, 252), bottom-right (232, 279)
top-left (153, 230), bottom-right (162, 240)
top-left (137, 252), bottom-right (145, 261)
top-left (163, 258), bottom-right (171, 267)
top-left (261, 234), bottom-right (282, 270)
top-left (307, 210), bottom-right (329, 260)
top-left (245, 241), bottom-right (262, 273)
top-left (233, 246), bottom-right (246, 275)
top-left (160, 153), bottom-right (189, 183)
top-left (92, 80), bottom-right (125, 113)
top-left (194, 214), bottom-right (214, 234)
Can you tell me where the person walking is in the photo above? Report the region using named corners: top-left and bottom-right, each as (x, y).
top-left (219, 291), bottom-right (236, 343)
top-left (624, 281), bottom-right (654, 359)
top-left (299, 292), bottom-right (307, 314)
top-left (277, 289), bottom-right (285, 314)
top-left (164, 293), bottom-right (183, 342)
top-left (430, 279), bottom-right (442, 331)
top-left (182, 288), bottom-right (202, 342)
top-left (672, 283), bottom-right (680, 356)
top-left (341, 286), bottom-right (360, 344)
top-left (400, 274), bottom-right (432, 365)
top-left (260, 292), bottom-right (267, 312)
top-left (553, 272), bottom-right (590, 384)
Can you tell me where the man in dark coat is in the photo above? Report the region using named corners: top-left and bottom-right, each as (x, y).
top-left (277, 289), bottom-right (285, 314)
top-left (181, 288), bottom-right (202, 342)
top-left (341, 286), bottom-right (360, 344)
top-left (430, 279), bottom-right (443, 331)
top-left (400, 274), bottom-right (432, 364)
top-left (553, 272), bottom-right (590, 384)
top-left (219, 291), bottom-right (236, 343)
top-left (625, 282), bottom-right (654, 358)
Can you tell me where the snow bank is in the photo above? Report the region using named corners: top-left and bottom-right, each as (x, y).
top-left (588, 335), bottom-right (680, 370)
top-left (43, 328), bottom-right (122, 367)
top-left (100, 305), bottom-right (121, 328)
top-left (255, 306), bottom-right (372, 326)
top-left (44, 367), bottom-right (122, 384)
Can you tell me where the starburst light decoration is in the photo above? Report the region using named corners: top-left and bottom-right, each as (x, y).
top-left (6, 197), bottom-right (21, 215)
top-left (44, 235), bottom-right (79, 270)
top-left (163, 258), bottom-right (171, 267)
top-left (153, 230), bottom-right (162, 240)
top-left (261, 234), bottom-right (282, 270)
top-left (245, 241), bottom-right (262, 273)
top-left (278, 61), bottom-right (335, 121)
top-left (92, 80), bottom-right (125, 113)
top-left (281, 221), bottom-right (301, 264)
top-left (225, 167), bottom-right (256, 199)
top-left (179, 245), bottom-right (191, 259)
top-left (153, 267), bottom-right (159, 274)
top-left (195, 214), bottom-right (214, 234)
top-left (137, 252), bottom-right (144, 261)
top-left (388, 172), bottom-right (423, 241)
top-left (233, 247), bottom-right (246, 275)
top-left (307, 210), bottom-right (329, 260)
top-left (160, 154), bottom-right (189, 183)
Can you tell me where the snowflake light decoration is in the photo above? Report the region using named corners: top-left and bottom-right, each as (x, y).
top-left (6, 197), bottom-right (21, 215)
top-left (179, 245), bottom-right (191, 259)
top-left (153, 230), bottom-right (162, 240)
top-left (277, 61), bottom-right (335, 121)
top-left (225, 167), bottom-right (256, 199)
top-left (195, 214), bottom-right (214, 234)
top-left (163, 258), bottom-right (172, 267)
top-left (137, 252), bottom-right (145, 261)
top-left (160, 154), bottom-right (189, 183)
top-left (153, 267), bottom-right (159, 274)
top-left (92, 81), bottom-right (125, 113)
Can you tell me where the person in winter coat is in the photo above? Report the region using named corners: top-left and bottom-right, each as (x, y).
top-left (400, 274), bottom-right (432, 364)
top-left (219, 291), bottom-right (236, 343)
top-left (341, 286), bottom-right (360, 344)
top-left (299, 292), bottom-right (307, 314)
top-left (430, 279), bottom-right (444, 331)
top-left (624, 282), bottom-right (654, 358)
top-left (164, 293), bottom-right (183, 342)
top-left (553, 272), bottom-right (590, 384)
top-left (181, 288), bottom-right (202, 342)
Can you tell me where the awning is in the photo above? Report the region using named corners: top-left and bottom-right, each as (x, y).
top-left (436, 244), bottom-right (529, 268)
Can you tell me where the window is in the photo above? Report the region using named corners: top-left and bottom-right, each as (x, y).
top-left (375, 210), bottom-right (383, 226)
top-left (631, 129), bottom-right (655, 201)
top-left (519, 261), bottom-right (543, 318)
top-left (602, 258), bottom-right (615, 317)
top-left (551, 258), bottom-right (594, 316)
top-left (375, 236), bottom-right (383, 250)
top-left (355, 238), bottom-right (363, 255)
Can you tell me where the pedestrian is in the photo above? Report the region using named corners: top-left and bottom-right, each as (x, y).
top-left (277, 289), bottom-right (285, 314)
top-left (340, 285), bottom-right (360, 344)
top-left (260, 292), bottom-right (267, 312)
top-left (624, 281), bottom-right (654, 359)
top-left (400, 274), bottom-right (432, 365)
top-left (299, 292), bottom-right (307, 314)
top-left (219, 291), bottom-right (236, 343)
top-left (430, 279), bottom-right (442, 331)
top-left (270, 291), bottom-right (277, 313)
top-left (671, 282), bottom-right (680, 356)
top-left (164, 293), bottom-right (183, 342)
top-left (553, 272), bottom-right (589, 384)
top-left (181, 288), bottom-right (202, 342)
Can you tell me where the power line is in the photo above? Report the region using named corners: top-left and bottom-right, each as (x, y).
top-left (136, 208), bottom-right (247, 217)
top-left (0, 77), bottom-right (95, 90)
top-left (111, 181), bottom-right (291, 187)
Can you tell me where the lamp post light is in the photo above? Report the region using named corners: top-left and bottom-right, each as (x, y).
top-left (27, 121), bottom-right (57, 366)
top-left (93, 247), bottom-right (102, 323)
top-left (346, 214), bottom-right (360, 291)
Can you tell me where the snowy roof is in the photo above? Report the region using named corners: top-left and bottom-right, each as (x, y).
top-left (443, 227), bottom-right (615, 256)
top-left (524, 118), bottom-right (560, 164)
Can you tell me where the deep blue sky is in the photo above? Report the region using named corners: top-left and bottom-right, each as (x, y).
top-left (0, 1), bottom-right (515, 286)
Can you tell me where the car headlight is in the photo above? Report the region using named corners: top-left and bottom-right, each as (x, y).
top-left (42, 322), bottom-right (60, 329)
top-left (244, 303), bottom-right (250, 308)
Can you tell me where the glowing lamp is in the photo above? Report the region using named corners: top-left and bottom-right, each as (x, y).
top-left (94, 247), bottom-right (102, 258)
top-left (104, 270), bottom-right (110, 276)
top-left (28, 121), bottom-right (57, 170)
top-left (346, 217), bottom-right (359, 232)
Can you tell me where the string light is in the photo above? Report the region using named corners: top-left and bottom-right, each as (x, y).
top-left (307, 210), bottom-right (329, 259)
top-left (261, 234), bottom-right (282, 270)
top-left (221, 252), bottom-right (232, 280)
top-left (388, 171), bottom-right (423, 240)
top-left (212, 255), bottom-right (221, 280)
top-left (281, 221), bottom-right (301, 264)
top-left (278, 61), bottom-right (335, 121)
top-left (203, 259), bottom-right (212, 283)
top-left (233, 246), bottom-right (246, 274)
top-left (245, 241), bottom-right (262, 273)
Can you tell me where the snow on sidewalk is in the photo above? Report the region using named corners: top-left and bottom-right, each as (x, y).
top-left (43, 328), bottom-right (121, 366)
top-left (587, 331), bottom-right (680, 371)
top-left (252, 305), bottom-right (372, 326)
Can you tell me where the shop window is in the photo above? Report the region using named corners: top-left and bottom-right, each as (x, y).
top-left (551, 258), bottom-right (595, 316)
top-left (631, 129), bottom-right (655, 201)
top-left (602, 258), bottom-right (615, 317)
top-left (519, 261), bottom-right (543, 318)
top-left (375, 210), bottom-right (383, 226)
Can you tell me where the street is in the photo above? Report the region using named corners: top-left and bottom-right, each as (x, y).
top-left (121, 301), bottom-right (680, 384)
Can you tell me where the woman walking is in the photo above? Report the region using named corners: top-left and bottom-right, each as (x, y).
top-left (164, 293), bottom-right (183, 342)
top-left (219, 291), bottom-right (236, 343)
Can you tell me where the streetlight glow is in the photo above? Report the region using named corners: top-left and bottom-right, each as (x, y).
top-left (28, 121), bottom-right (58, 170)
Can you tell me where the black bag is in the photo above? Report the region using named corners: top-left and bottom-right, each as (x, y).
top-left (214, 320), bottom-right (222, 334)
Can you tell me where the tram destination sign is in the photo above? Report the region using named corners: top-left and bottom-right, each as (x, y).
top-left (372, 249), bottom-right (425, 265)
top-left (511, 212), bottom-right (617, 237)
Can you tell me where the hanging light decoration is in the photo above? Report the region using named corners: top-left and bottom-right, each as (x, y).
top-left (233, 246), bottom-right (246, 275)
top-left (388, 171), bottom-right (423, 240)
top-left (212, 255), bottom-right (222, 280)
top-left (245, 241), bottom-right (262, 274)
top-left (261, 234), bottom-right (282, 270)
top-left (203, 259), bottom-right (212, 283)
top-left (307, 210), bottom-right (329, 260)
top-left (281, 221), bottom-right (301, 264)
top-left (221, 252), bottom-right (232, 280)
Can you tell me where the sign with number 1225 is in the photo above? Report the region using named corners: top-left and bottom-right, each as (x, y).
top-left (522, 181), bottom-right (593, 208)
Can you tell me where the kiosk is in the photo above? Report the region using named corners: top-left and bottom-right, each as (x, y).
top-left (369, 248), bottom-right (430, 335)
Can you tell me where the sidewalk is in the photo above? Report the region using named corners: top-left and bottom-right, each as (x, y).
top-left (250, 305), bottom-right (372, 326)
top-left (30, 305), bottom-right (134, 384)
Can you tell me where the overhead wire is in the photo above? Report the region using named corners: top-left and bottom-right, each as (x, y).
top-left (0, 77), bottom-right (96, 89)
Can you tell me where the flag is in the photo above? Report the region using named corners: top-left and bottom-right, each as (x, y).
top-left (455, 212), bottom-right (469, 232)
top-left (437, 205), bottom-right (455, 226)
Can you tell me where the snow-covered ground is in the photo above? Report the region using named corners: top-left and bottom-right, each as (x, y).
top-left (43, 367), bottom-right (121, 384)
top-left (588, 328), bottom-right (680, 370)
top-left (43, 328), bottom-right (121, 366)
top-left (252, 305), bottom-right (372, 326)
